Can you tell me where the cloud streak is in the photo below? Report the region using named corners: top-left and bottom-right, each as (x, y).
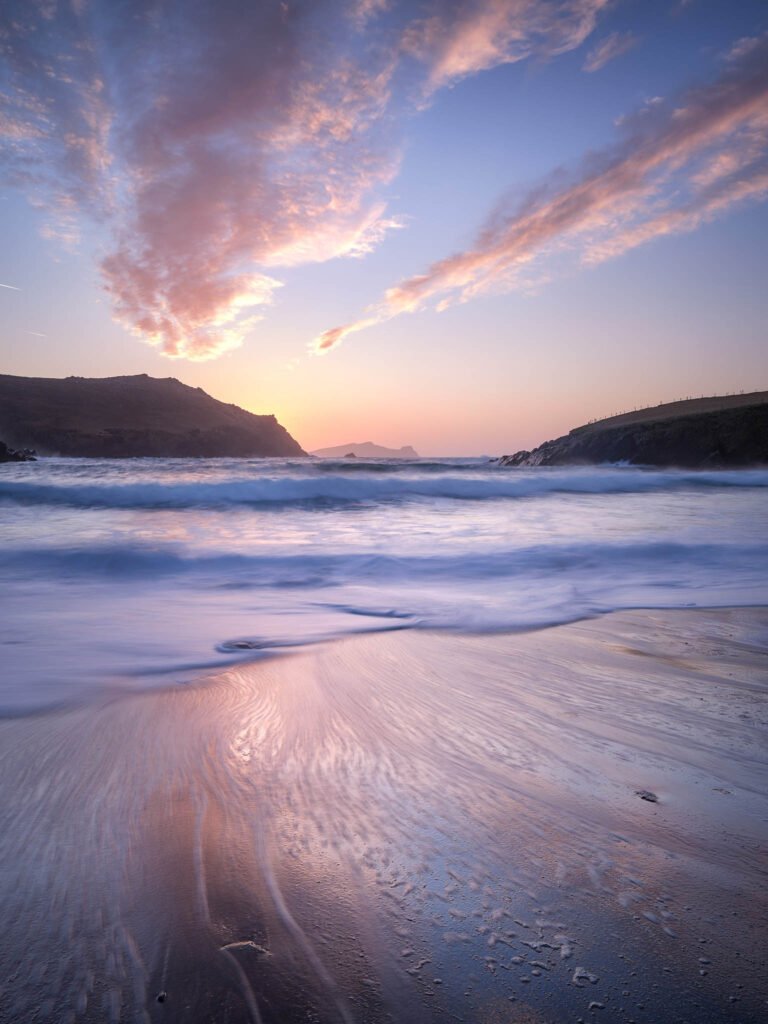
top-left (583, 30), bottom-right (638, 72)
top-left (314, 35), bottom-right (768, 353)
top-left (403, 0), bottom-right (610, 98)
top-left (0, 0), bottom-right (609, 361)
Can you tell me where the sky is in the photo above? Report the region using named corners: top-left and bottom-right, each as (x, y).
top-left (1, 0), bottom-right (767, 455)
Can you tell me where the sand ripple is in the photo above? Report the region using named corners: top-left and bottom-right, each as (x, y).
top-left (0, 609), bottom-right (766, 1022)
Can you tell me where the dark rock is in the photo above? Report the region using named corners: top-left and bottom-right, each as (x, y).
top-left (499, 450), bottom-right (532, 467)
top-left (0, 440), bottom-right (36, 463)
top-left (344, 451), bottom-right (357, 458)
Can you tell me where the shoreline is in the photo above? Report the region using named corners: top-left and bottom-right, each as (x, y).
top-left (0, 608), bottom-right (766, 1022)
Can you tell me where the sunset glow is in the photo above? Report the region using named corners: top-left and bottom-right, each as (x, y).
top-left (1, 6), bottom-right (768, 1020)
top-left (2, 0), bottom-right (766, 452)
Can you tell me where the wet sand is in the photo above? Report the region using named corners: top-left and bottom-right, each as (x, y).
top-left (0, 608), bottom-right (766, 1023)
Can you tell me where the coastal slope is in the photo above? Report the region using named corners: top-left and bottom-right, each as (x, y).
top-left (0, 373), bottom-right (305, 457)
top-left (501, 391), bottom-right (768, 468)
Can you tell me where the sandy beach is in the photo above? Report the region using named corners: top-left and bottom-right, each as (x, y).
top-left (0, 607), bottom-right (766, 1023)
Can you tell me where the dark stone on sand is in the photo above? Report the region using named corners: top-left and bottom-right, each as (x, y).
top-left (218, 638), bottom-right (271, 651)
top-left (636, 790), bottom-right (658, 803)
top-left (498, 392), bottom-right (768, 469)
top-left (156, 991), bottom-right (167, 1003)
top-left (0, 373), bottom-right (305, 457)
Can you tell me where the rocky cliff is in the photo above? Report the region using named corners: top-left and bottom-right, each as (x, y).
top-left (500, 392), bottom-right (768, 469)
top-left (0, 374), bottom-right (305, 458)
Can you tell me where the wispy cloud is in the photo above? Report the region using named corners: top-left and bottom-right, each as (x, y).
top-left (404, 0), bottom-right (610, 98)
top-left (0, 0), bottom-right (609, 361)
top-left (0, 282), bottom-right (21, 290)
top-left (314, 35), bottom-right (768, 353)
top-left (351, 0), bottom-right (391, 29)
top-left (583, 30), bottom-right (638, 72)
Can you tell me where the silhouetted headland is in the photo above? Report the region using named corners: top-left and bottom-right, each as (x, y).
top-left (0, 373), bottom-right (305, 457)
top-left (500, 391), bottom-right (768, 468)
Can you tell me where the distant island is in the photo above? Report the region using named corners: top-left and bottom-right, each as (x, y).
top-left (500, 392), bottom-right (768, 468)
top-left (0, 374), bottom-right (305, 458)
top-left (312, 441), bottom-right (419, 459)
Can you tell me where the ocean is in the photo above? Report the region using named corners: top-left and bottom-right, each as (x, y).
top-left (1, 456), bottom-right (766, 712)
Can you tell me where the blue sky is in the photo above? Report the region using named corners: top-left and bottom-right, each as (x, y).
top-left (1, 0), bottom-right (767, 454)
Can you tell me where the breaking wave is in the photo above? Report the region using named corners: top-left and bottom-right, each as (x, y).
top-left (2, 539), bottom-right (767, 586)
top-left (1, 465), bottom-right (766, 509)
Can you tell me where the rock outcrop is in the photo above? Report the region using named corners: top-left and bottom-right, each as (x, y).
top-left (500, 392), bottom-right (768, 469)
top-left (0, 374), bottom-right (305, 458)
top-left (0, 440), bottom-right (36, 463)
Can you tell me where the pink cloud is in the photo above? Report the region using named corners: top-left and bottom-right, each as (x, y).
top-left (0, 0), bottom-right (614, 361)
top-left (404, 0), bottom-right (610, 97)
top-left (314, 34), bottom-right (768, 353)
top-left (0, 2), bottom-right (408, 359)
top-left (314, 314), bottom-right (384, 354)
top-left (351, 0), bottom-right (391, 29)
top-left (583, 30), bottom-right (638, 73)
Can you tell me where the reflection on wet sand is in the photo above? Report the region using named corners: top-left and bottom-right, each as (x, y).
top-left (0, 608), bottom-right (766, 1023)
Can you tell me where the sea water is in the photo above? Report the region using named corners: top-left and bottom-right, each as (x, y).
top-left (1, 456), bottom-right (766, 712)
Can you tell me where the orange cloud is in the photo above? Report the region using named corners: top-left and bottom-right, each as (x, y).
top-left (313, 313), bottom-right (386, 354)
